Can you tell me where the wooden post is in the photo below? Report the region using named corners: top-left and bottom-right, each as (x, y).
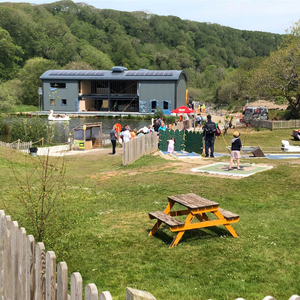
top-left (99, 291), bottom-right (113, 300)
top-left (35, 242), bottom-right (46, 300)
top-left (19, 227), bottom-right (27, 300)
top-left (57, 262), bottom-right (68, 300)
top-left (0, 210), bottom-right (5, 297)
top-left (11, 221), bottom-right (19, 300)
top-left (85, 284), bottom-right (98, 300)
top-left (46, 251), bottom-right (56, 300)
top-left (42, 138), bottom-right (44, 147)
top-left (272, 120), bottom-right (274, 131)
top-left (4, 215), bottom-right (12, 300)
top-left (18, 139), bottom-right (20, 150)
top-left (71, 272), bottom-right (82, 300)
top-left (26, 235), bottom-right (35, 300)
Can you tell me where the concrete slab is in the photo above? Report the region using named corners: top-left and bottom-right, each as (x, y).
top-left (190, 162), bottom-right (273, 177)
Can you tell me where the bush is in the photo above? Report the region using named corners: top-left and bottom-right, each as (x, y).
top-left (10, 116), bottom-right (47, 142)
top-left (274, 96), bottom-right (286, 105)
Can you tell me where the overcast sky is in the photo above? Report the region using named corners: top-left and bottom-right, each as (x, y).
top-left (2, 0), bottom-right (300, 34)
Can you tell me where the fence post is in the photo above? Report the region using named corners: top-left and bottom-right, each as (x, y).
top-left (26, 235), bottom-right (35, 300)
top-left (42, 138), bottom-right (44, 147)
top-left (11, 221), bottom-right (19, 300)
top-left (18, 139), bottom-right (20, 150)
top-left (19, 227), bottom-right (27, 300)
top-left (272, 120), bottom-right (274, 131)
top-left (99, 291), bottom-right (113, 300)
top-left (0, 210), bottom-right (5, 298)
top-left (71, 272), bottom-right (82, 300)
top-left (57, 262), bottom-right (68, 300)
top-left (4, 216), bottom-right (12, 300)
top-left (46, 251), bottom-right (56, 300)
top-left (35, 242), bottom-right (46, 300)
top-left (85, 283), bottom-right (98, 300)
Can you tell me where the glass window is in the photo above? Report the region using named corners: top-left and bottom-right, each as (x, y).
top-left (50, 99), bottom-right (55, 105)
top-left (50, 83), bottom-right (66, 88)
top-left (62, 99), bottom-right (67, 105)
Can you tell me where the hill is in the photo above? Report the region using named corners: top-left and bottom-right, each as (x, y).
top-left (0, 0), bottom-right (283, 106)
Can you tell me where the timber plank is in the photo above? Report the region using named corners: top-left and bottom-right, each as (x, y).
top-left (168, 193), bottom-right (219, 209)
top-left (149, 211), bottom-right (184, 227)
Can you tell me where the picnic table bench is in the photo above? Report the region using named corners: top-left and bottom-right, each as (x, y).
top-left (148, 193), bottom-right (240, 248)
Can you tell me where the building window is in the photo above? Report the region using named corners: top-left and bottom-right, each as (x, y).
top-left (50, 83), bottom-right (66, 88)
top-left (151, 101), bottom-right (157, 110)
top-left (50, 99), bottom-right (55, 105)
top-left (62, 99), bottom-right (67, 105)
top-left (163, 101), bottom-right (169, 109)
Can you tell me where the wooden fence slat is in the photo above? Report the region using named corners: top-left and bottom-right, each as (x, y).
top-left (71, 272), bottom-right (82, 300)
top-left (57, 262), bottom-right (68, 300)
top-left (99, 291), bottom-right (113, 300)
top-left (0, 210), bottom-right (5, 298)
top-left (4, 216), bottom-right (12, 300)
top-left (26, 235), bottom-right (35, 300)
top-left (46, 251), bottom-right (56, 300)
top-left (11, 221), bottom-right (19, 300)
top-left (35, 242), bottom-right (46, 300)
top-left (19, 227), bottom-right (27, 300)
top-left (85, 284), bottom-right (98, 300)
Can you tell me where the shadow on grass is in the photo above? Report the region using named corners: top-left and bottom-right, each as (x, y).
top-left (146, 224), bottom-right (234, 246)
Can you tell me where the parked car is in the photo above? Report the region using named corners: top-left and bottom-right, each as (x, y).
top-left (242, 106), bottom-right (268, 122)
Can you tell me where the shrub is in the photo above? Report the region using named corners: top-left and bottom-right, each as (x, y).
top-left (10, 116), bottom-right (47, 142)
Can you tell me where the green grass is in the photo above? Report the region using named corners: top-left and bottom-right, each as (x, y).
top-left (8, 105), bottom-right (39, 113)
top-left (1, 129), bottom-right (300, 300)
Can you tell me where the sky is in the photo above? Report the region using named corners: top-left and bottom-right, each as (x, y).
top-left (2, 0), bottom-right (300, 34)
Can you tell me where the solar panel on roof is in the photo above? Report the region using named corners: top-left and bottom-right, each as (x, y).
top-left (125, 70), bottom-right (176, 76)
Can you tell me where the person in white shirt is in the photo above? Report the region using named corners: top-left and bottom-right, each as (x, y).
top-left (122, 129), bottom-right (131, 142)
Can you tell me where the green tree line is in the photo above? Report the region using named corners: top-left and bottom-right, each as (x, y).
top-left (0, 0), bottom-right (283, 110)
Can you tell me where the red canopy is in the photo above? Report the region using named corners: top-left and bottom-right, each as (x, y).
top-left (171, 106), bottom-right (194, 114)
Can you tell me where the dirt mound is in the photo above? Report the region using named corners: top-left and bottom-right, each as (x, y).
top-left (247, 100), bottom-right (287, 110)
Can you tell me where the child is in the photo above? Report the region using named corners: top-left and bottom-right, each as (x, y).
top-left (229, 131), bottom-right (242, 170)
top-left (167, 137), bottom-right (175, 154)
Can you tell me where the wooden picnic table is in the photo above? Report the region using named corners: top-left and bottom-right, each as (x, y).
top-left (148, 193), bottom-right (240, 248)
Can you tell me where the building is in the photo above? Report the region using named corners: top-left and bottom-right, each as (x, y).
top-left (40, 67), bottom-right (187, 113)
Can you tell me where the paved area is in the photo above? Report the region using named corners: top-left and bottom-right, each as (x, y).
top-left (190, 162), bottom-right (273, 177)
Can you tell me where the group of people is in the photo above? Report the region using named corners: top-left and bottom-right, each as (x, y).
top-left (111, 114), bottom-right (243, 169)
top-left (109, 124), bottom-right (155, 155)
top-left (203, 115), bottom-right (242, 169)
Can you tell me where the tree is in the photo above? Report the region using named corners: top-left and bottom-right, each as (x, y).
top-left (18, 57), bottom-right (57, 106)
top-left (0, 79), bottom-right (22, 111)
top-left (253, 40), bottom-right (300, 118)
top-left (0, 27), bottom-right (23, 80)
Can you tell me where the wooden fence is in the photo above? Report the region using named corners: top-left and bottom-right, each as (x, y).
top-left (123, 132), bottom-right (158, 165)
top-left (0, 210), bottom-right (158, 300)
top-left (0, 140), bottom-right (32, 151)
top-left (250, 119), bottom-right (300, 130)
top-left (1, 211), bottom-right (300, 300)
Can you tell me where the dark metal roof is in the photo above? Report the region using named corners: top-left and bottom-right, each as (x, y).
top-left (40, 69), bottom-right (185, 81)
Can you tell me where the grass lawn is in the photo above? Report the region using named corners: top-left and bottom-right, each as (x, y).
top-left (1, 128), bottom-right (300, 300)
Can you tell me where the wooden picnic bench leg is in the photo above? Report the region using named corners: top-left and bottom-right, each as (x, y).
top-left (169, 213), bottom-right (194, 248)
top-left (170, 231), bottom-right (185, 248)
top-left (149, 200), bottom-right (175, 236)
top-left (223, 224), bottom-right (238, 238)
top-left (214, 210), bottom-right (238, 238)
top-left (149, 220), bottom-right (162, 236)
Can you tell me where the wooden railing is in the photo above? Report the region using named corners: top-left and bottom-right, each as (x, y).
top-left (250, 119), bottom-right (300, 130)
top-left (0, 140), bottom-right (32, 151)
top-left (123, 132), bottom-right (158, 165)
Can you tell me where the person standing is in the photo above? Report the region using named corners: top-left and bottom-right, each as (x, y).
top-left (167, 137), bottom-right (175, 154)
top-left (202, 114), bottom-right (217, 158)
top-left (229, 131), bottom-right (242, 170)
top-left (122, 126), bottom-right (131, 143)
top-left (110, 125), bottom-right (117, 155)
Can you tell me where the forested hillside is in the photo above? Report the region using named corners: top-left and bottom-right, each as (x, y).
top-left (0, 0), bottom-right (282, 108)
